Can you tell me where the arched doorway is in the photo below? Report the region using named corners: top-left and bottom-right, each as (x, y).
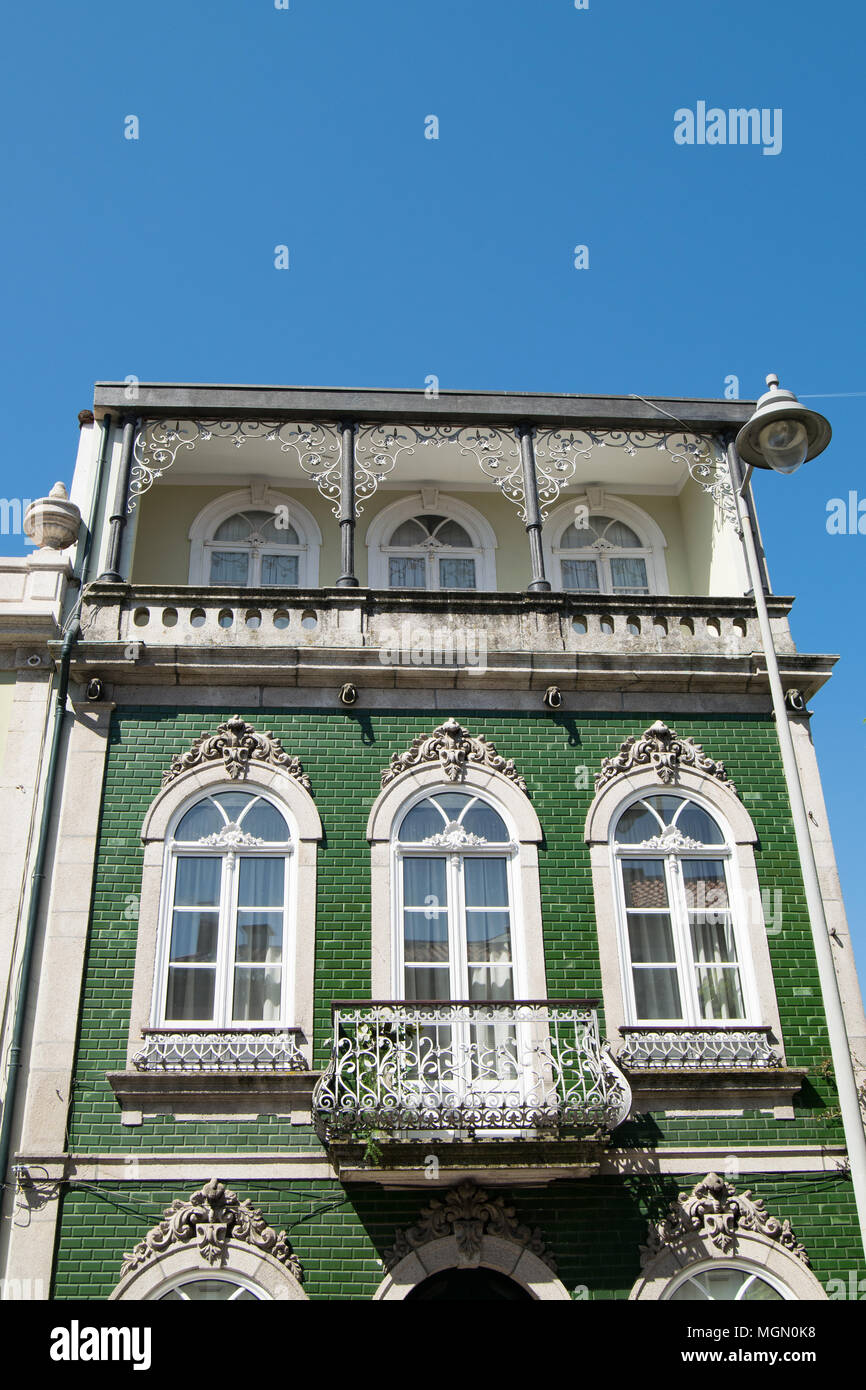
top-left (406, 1267), bottom-right (533, 1301)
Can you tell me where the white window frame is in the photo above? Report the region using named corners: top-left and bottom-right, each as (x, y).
top-left (365, 493), bottom-right (498, 592)
top-left (367, 761), bottom-right (545, 1000)
top-left (584, 761), bottom-right (785, 1055)
top-left (187, 487), bottom-right (322, 587)
top-left (391, 786), bottom-right (523, 1002)
top-left (153, 786), bottom-right (295, 1030)
top-left (611, 791), bottom-right (759, 1028)
top-left (543, 494), bottom-right (669, 596)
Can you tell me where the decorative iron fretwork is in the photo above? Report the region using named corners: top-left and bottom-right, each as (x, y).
top-left (533, 427), bottom-right (737, 527)
top-left (120, 1177), bottom-right (304, 1278)
top-left (132, 1030), bottom-right (308, 1072)
top-left (381, 718), bottom-right (527, 791)
top-left (595, 719), bottom-right (735, 795)
top-left (313, 1002), bottom-right (632, 1140)
top-left (619, 1026), bottom-right (780, 1070)
top-left (128, 419), bottom-right (343, 513)
top-left (355, 421), bottom-right (525, 514)
top-left (640, 1172), bottom-right (810, 1267)
top-left (385, 1180), bottom-right (556, 1272)
top-left (161, 715), bottom-right (310, 789)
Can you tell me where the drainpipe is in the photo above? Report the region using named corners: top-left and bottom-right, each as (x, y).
top-left (98, 414), bottom-right (136, 582)
top-left (0, 406), bottom-right (111, 1268)
top-left (0, 620), bottom-right (80, 1209)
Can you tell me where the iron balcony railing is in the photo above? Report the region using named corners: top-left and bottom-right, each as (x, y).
top-left (131, 1028), bottom-right (308, 1072)
top-left (618, 1025), bottom-right (781, 1070)
top-left (312, 1001), bottom-right (633, 1141)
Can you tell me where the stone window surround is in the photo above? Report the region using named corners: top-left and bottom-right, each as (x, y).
top-left (187, 485), bottom-right (323, 587)
top-left (127, 761), bottom-right (322, 1070)
top-left (584, 763), bottom-right (785, 1060)
top-left (366, 763), bottom-right (547, 1000)
top-left (364, 492), bottom-right (499, 592)
top-left (375, 1236), bottom-right (571, 1300)
top-left (630, 1233), bottom-right (827, 1301)
top-left (542, 492), bottom-right (670, 596)
top-left (110, 1241), bottom-right (308, 1301)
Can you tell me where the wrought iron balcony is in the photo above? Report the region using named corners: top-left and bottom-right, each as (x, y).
top-left (131, 1028), bottom-right (308, 1073)
top-left (618, 1025), bottom-right (781, 1070)
top-left (312, 1001), bottom-right (632, 1142)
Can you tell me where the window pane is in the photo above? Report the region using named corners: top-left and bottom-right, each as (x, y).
top-left (233, 966), bottom-right (281, 1021)
top-left (161, 1280), bottom-right (259, 1301)
top-left (261, 553), bottom-right (299, 586)
top-left (174, 858), bottom-right (221, 907)
top-left (609, 557), bottom-right (648, 592)
top-left (259, 516), bottom-right (298, 544)
top-left (604, 520), bottom-right (641, 548)
top-left (404, 911), bottom-right (449, 963)
top-left (209, 550), bottom-right (249, 584)
top-left (213, 792), bottom-right (254, 818)
top-left (676, 803), bottom-right (725, 845)
top-left (403, 857), bottom-right (447, 908)
top-left (434, 519), bottom-right (473, 546)
top-left (561, 559), bottom-right (599, 591)
top-left (560, 520), bottom-right (599, 546)
top-left (389, 555), bottom-right (427, 588)
top-left (694, 965), bottom-right (745, 1020)
top-left (237, 858), bottom-right (284, 907)
top-left (464, 857), bottom-right (509, 908)
top-left (235, 911), bottom-right (284, 962)
top-left (405, 965), bottom-right (450, 1001)
top-left (388, 518), bottom-right (428, 545)
top-left (633, 967), bottom-right (682, 1019)
top-left (621, 860), bottom-right (668, 910)
top-left (213, 514), bottom-right (253, 541)
top-left (169, 911), bottom-right (219, 963)
top-left (175, 800), bottom-right (223, 841)
top-left (240, 800), bottom-right (289, 841)
top-left (466, 911), bottom-right (512, 963)
top-left (468, 964), bottom-right (514, 1001)
top-left (438, 558), bottom-right (476, 589)
top-left (627, 914), bottom-right (676, 963)
top-left (165, 966), bottom-right (216, 1021)
top-left (461, 804), bottom-right (509, 841)
top-left (683, 860), bottom-right (730, 917)
top-left (616, 802), bottom-right (662, 844)
top-left (399, 800), bottom-right (445, 842)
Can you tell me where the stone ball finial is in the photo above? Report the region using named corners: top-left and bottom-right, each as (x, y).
top-left (23, 483), bottom-right (82, 550)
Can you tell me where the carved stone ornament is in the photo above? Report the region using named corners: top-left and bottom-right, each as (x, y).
top-left (385, 1180), bottom-right (555, 1272)
top-left (595, 720), bottom-right (735, 795)
top-left (381, 718), bottom-right (527, 791)
top-left (161, 716), bottom-right (311, 789)
top-left (420, 821), bottom-right (489, 848)
top-left (120, 1177), bottom-right (304, 1280)
top-left (640, 1173), bottom-right (810, 1268)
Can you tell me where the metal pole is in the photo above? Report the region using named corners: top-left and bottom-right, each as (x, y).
top-left (727, 437), bottom-right (866, 1252)
top-left (518, 423), bottom-right (551, 593)
top-left (335, 419), bottom-right (359, 588)
top-left (98, 415), bottom-right (136, 582)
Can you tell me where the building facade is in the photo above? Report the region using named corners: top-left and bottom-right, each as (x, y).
top-left (1, 382), bottom-right (864, 1302)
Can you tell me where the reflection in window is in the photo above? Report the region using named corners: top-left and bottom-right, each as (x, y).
top-left (160, 791), bottom-right (291, 1027)
top-left (667, 1265), bottom-right (787, 1301)
top-left (613, 794), bottom-right (748, 1024)
top-left (158, 1277), bottom-right (262, 1301)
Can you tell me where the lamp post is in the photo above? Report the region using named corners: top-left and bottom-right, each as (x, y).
top-left (728, 375), bottom-right (866, 1252)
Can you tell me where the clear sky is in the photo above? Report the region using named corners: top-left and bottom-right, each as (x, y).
top-left (2, 1), bottom-right (864, 973)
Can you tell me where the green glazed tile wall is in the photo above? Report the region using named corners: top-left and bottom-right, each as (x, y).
top-left (67, 707), bottom-right (845, 1155)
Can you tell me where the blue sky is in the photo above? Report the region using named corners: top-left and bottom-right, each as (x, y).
top-left (2, 1), bottom-right (864, 972)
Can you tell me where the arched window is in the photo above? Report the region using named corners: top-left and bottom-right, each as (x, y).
top-left (155, 789), bottom-right (293, 1028)
top-left (544, 496), bottom-right (668, 595)
top-left (663, 1262), bottom-right (791, 1302)
top-left (394, 791), bottom-right (518, 1003)
top-left (365, 495), bottom-right (498, 590)
top-left (156, 1274), bottom-right (264, 1301)
top-left (612, 792), bottom-right (752, 1025)
top-left (187, 489), bottom-right (322, 587)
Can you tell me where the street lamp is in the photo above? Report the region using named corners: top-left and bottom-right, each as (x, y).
top-left (726, 377), bottom-right (866, 1253)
